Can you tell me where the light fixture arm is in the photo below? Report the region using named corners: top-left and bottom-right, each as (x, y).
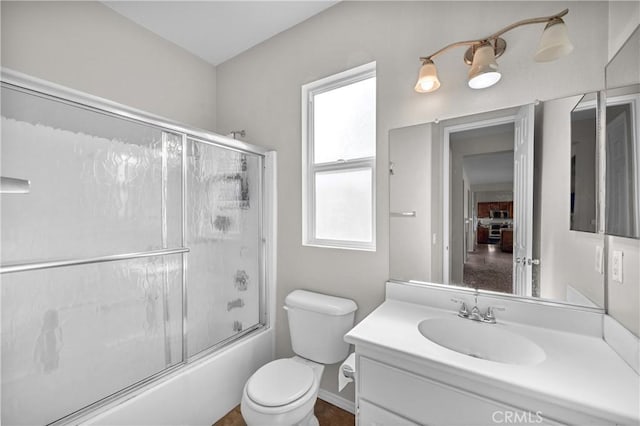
top-left (419, 8), bottom-right (568, 61)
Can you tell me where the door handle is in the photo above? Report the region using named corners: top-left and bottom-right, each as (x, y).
top-left (516, 257), bottom-right (540, 265)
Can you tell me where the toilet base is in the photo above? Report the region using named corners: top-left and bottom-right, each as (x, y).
top-left (241, 357), bottom-right (324, 426)
top-left (241, 399), bottom-right (318, 426)
top-left (299, 411), bottom-right (319, 426)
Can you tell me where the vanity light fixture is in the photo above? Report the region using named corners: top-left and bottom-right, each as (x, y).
top-left (467, 42), bottom-right (502, 89)
top-left (415, 9), bottom-right (573, 92)
top-left (414, 58), bottom-right (441, 93)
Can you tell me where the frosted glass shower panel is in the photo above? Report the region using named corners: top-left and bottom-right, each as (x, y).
top-left (164, 132), bottom-right (184, 246)
top-left (0, 87), bottom-right (182, 264)
top-left (186, 139), bottom-right (262, 357)
top-left (1, 254), bottom-right (183, 426)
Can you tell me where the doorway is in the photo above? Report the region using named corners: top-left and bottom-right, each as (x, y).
top-left (461, 150), bottom-right (514, 293)
top-left (449, 124), bottom-right (515, 293)
top-left (442, 105), bottom-right (535, 296)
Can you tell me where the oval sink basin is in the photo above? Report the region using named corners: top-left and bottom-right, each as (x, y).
top-left (418, 317), bottom-right (546, 366)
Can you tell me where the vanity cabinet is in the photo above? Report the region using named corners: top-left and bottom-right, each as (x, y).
top-left (477, 225), bottom-right (489, 244)
top-left (347, 286), bottom-right (638, 426)
top-left (357, 356), bottom-right (561, 426)
top-left (358, 399), bottom-right (419, 426)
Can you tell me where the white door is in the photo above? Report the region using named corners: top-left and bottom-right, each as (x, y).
top-left (513, 104), bottom-right (535, 296)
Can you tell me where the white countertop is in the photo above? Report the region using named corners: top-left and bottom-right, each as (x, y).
top-left (345, 299), bottom-right (640, 424)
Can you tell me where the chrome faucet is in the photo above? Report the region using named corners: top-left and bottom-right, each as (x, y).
top-left (468, 305), bottom-right (485, 321)
top-left (451, 298), bottom-right (503, 324)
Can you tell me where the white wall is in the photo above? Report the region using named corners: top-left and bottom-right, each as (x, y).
top-left (608, 1), bottom-right (640, 61)
top-left (607, 3), bottom-right (640, 336)
top-left (607, 236), bottom-right (640, 336)
top-left (216, 1), bottom-right (608, 400)
top-left (0, 1), bottom-right (217, 131)
top-left (474, 188), bottom-right (513, 202)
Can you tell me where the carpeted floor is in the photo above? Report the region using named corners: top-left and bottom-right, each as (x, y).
top-left (463, 243), bottom-right (513, 294)
top-left (214, 398), bottom-right (354, 426)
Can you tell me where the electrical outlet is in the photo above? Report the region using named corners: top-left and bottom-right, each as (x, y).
top-left (595, 246), bottom-right (603, 274)
top-left (612, 250), bottom-right (624, 283)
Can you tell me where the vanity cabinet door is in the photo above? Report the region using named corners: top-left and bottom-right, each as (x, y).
top-left (358, 357), bottom-right (562, 426)
top-left (358, 399), bottom-right (419, 426)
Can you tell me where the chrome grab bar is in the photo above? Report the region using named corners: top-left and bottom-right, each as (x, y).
top-left (1, 247), bottom-right (190, 274)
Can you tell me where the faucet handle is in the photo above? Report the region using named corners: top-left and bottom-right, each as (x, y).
top-left (483, 305), bottom-right (505, 323)
top-left (451, 298), bottom-right (469, 317)
top-left (484, 307), bottom-right (496, 322)
top-left (460, 303), bottom-right (469, 316)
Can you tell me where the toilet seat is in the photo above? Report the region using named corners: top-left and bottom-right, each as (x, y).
top-left (246, 359), bottom-right (314, 407)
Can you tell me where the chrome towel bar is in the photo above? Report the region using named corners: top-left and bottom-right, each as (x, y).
top-left (390, 211), bottom-right (416, 217)
top-left (1, 247), bottom-right (190, 274)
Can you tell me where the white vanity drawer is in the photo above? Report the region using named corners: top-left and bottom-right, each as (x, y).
top-left (358, 399), bottom-right (419, 426)
top-left (359, 357), bottom-right (561, 425)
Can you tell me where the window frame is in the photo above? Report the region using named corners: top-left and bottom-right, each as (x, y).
top-left (301, 62), bottom-right (377, 251)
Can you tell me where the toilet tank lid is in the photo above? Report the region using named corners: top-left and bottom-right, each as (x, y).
top-left (285, 290), bottom-right (357, 316)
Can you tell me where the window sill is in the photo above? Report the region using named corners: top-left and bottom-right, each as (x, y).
top-left (302, 241), bottom-right (377, 252)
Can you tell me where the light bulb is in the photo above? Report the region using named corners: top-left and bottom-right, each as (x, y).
top-left (468, 43), bottom-right (501, 89)
top-left (414, 60), bottom-right (441, 93)
top-left (534, 20), bottom-right (574, 62)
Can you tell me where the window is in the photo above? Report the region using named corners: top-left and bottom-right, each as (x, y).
top-left (302, 62), bottom-right (376, 250)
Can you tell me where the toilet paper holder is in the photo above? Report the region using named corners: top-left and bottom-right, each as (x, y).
top-left (339, 353), bottom-right (356, 392)
top-left (342, 364), bottom-right (354, 379)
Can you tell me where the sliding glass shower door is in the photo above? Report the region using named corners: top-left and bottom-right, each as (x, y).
top-left (186, 139), bottom-right (262, 357)
top-left (1, 78), bottom-right (267, 425)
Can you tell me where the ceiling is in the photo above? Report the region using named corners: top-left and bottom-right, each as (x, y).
top-left (463, 151), bottom-right (515, 186)
top-left (103, 1), bottom-right (338, 66)
top-left (452, 123), bottom-right (515, 186)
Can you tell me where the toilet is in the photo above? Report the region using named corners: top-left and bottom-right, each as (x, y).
top-left (241, 290), bottom-right (357, 426)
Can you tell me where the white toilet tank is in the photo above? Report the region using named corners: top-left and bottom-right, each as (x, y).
top-left (285, 290), bottom-right (357, 364)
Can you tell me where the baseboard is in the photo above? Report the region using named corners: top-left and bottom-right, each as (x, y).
top-left (317, 389), bottom-right (356, 415)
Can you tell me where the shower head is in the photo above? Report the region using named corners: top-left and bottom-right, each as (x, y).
top-left (227, 130), bottom-right (246, 140)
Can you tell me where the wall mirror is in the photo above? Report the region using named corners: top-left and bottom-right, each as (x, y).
top-left (570, 93), bottom-right (598, 234)
top-left (605, 26), bottom-right (640, 239)
top-left (389, 97), bottom-right (606, 309)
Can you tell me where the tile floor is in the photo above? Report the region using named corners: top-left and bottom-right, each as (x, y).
top-left (463, 243), bottom-right (513, 293)
top-left (214, 399), bottom-right (354, 426)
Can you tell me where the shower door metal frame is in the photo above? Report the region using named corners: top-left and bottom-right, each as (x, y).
top-left (0, 68), bottom-right (273, 426)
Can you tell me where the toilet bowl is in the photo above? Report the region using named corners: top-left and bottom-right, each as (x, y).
top-left (240, 290), bottom-right (357, 426)
top-left (241, 357), bottom-right (324, 426)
